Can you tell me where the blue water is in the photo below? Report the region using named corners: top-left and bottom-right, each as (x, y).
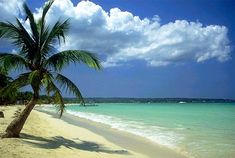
top-left (44, 103), bottom-right (235, 158)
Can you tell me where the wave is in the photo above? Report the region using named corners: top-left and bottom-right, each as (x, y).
top-left (66, 110), bottom-right (184, 151)
top-left (39, 105), bottom-right (192, 157)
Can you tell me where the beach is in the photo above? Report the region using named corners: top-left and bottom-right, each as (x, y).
top-left (0, 0), bottom-right (234, 158)
top-left (0, 105), bottom-right (186, 158)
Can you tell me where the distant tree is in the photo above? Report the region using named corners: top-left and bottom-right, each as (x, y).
top-left (0, 68), bottom-right (17, 105)
top-left (0, 67), bottom-right (10, 89)
top-left (16, 91), bottom-right (33, 104)
top-left (0, 0), bottom-right (101, 138)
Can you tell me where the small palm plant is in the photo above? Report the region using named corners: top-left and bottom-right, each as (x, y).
top-left (0, 0), bottom-right (101, 138)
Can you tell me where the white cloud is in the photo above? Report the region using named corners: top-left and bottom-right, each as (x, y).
top-left (3, 0), bottom-right (232, 67)
top-left (106, 20), bottom-right (230, 67)
top-left (0, 0), bottom-right (24, 21)
top-left (0, 0), bottom-right (25, 49)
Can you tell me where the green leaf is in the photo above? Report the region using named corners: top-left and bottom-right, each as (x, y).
top-left (56, 73), bottom-right (84, 104)
top-left (38, 0), bottom-right (54, 40)
top-left (54, 90), bottom-right (65, 118)
top-left (40, 19), bottom-right (70, 57)
top-left (0, 20), bottom-right (36, 61)
top-left (0, 53), bottom-right (28, 71)
top-left (23, 3), bottom-right (39, 42)
top-left (42, 72), bottom-right (65, 117)
top-left (28, 70), bottom-right (40, 83)
top-left (45, 50), bottom-right (102, 71)
top-left (0, 73), bottom-right (30, 97)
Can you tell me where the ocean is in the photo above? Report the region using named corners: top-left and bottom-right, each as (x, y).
top-left (44, 103), bottom-right (235, 158)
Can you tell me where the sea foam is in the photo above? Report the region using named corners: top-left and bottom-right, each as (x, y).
top-left (66, 110), bottom-right (184, 150)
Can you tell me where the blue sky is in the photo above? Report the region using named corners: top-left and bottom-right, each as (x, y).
top-left (1, 0), bottom-right (235, 99)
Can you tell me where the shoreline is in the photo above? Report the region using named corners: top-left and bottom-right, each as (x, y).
top-left (0, 105), bottom-right (187, 158)
top-left (36, 107), bottom-right (187, 158)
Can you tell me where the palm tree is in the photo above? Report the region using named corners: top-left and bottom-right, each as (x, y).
top-left (0, 0), bottom-right (101, 138)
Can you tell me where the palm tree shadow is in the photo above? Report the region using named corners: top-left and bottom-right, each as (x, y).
top-left (21, 133), bottom-right (129, 155)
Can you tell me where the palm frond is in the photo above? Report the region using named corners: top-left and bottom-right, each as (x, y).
top-left (40, 19), bottom-right (70, 58)
top-left (0, 73), bottom-right (12, 82)
top-left (42, 72), bottom-right (65, 117)
top-left (28, 70), bottom-right (40, 83)
top-left (0, 66), bottom-right (7, 75)
top-left (41, 0), bottom-right (54, 25)
top-left (41, 72), bottom-right (53, 95)
top-left (56, 73), bottom-right (84, 104)
top-left (54, 90), bottom-right (65, 118)
top-left (23, 3), bottom-right (39, 42)
top-left (0, 53), bottom-right (29, 70)
top-left (15, 18), bottom-right (37, 60)
top-left (45, 50), bottom-right (102, 71)
top-left (0, 21), bottom-right (33, 45)
top-left (0, 72), bottom-right (30, 97)
top-left (38, 0), bottom-right (54, 40)
top-left (0, 72), bottom-right (12, 88)
top-left (0, 20), bottom-right (36, 61)
top-left (42, 73), bottom-right (65, 117)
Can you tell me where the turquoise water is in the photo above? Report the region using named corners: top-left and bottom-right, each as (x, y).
top-left (47, 103), bottom-right (235, 158)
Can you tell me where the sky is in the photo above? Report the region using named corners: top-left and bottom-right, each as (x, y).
top-left (0, 0), bottom-right (235, 99)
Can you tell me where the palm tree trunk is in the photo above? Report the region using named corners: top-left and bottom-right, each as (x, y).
top-left (1, 95), bottom-right (38, 138)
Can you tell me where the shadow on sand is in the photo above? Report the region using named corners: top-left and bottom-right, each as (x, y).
top-left (21, 133), bottom-right (129, 155)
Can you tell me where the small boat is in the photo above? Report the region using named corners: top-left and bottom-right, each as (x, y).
top-left (179, 101), bottom-right (186, 104)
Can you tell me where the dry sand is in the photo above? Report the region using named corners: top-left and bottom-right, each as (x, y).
top-left (0, 105), bottom-right (187, 158)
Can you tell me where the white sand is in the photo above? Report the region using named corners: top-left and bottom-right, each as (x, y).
top-left (0, 105), bottom-right (147, 158)
top-left (0, 105), bottom-right (187, 158)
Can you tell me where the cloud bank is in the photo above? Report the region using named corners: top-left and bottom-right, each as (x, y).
top-left (0, 0), bottom-right (25, 49)
top-left (0, 0), bottom-right (24, 20)
top-left (1, 0), bottom-right (232, 67)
